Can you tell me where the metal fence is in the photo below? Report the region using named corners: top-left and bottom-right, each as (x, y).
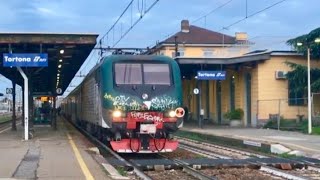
top-left (257, 94), bottom-right (320, 130)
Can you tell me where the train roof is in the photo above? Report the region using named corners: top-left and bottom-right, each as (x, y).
top-left (101, 54), bottom-right (175, 63)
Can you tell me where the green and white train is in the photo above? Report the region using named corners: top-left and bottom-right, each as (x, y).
top-left (61, 54), bottom-right (185, 153)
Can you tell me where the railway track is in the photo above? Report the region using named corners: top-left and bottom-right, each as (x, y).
top-left (66, 116), bottom-right (320, 180)
top-left (176, 136), bottom-right (320, 180)
top-left (65, 118), bottom-right (152, 180)
top-left (176, 136), bottom-right (268, 159)
top-left (66, 117), bottom-right (222, 180)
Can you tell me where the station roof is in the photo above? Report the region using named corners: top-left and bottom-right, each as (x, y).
top-left (0, 32), bottom-right (98, 96)
top-left (176, 50), bottom-right (302, 65)
top-left (175, 50), bottom-right (303, 78)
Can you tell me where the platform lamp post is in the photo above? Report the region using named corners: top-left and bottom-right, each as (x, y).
top-left (297, 37), bottom-right (320, 134)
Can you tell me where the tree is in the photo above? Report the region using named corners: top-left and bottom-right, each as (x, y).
top-left (286, 27), bottom-right (320, 94)
top-left (287, 27), bottom-right (320, 59)
top-left (285, 61), bottom-right (320, 94)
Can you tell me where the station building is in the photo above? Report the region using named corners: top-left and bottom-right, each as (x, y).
top-left (148, 20), bottom-right (320, 127)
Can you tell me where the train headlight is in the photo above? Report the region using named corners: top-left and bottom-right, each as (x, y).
top-left (112, 110), bottom-right (122, 118)
top-left (142, 93), bottom-right (148, 100)
top-left (169, 110), bottom-right (176, 118)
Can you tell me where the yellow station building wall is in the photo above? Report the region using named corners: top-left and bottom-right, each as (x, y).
top-left (257, 56), bottom-right (320, 123)
top-left (154, 42), bottom-right (320, 126)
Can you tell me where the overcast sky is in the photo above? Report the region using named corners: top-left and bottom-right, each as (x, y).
top-left (0, 0), bottom-right (319, 96)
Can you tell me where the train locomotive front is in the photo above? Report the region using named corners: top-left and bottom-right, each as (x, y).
top-left (61, 55), bottom-right (184, 153)
top-left (101, 55), bottom-right (184, 153)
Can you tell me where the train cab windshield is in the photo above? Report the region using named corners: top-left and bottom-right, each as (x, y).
top-left (114, 63), bottom-right (172, 85)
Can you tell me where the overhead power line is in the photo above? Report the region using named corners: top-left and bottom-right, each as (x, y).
top-left (67, 0), bottom-right (160, 94)
top-left (100, 0), bottom-right (134, 41)
top-left (192, 0), bottom-right (233, 24)
top-left (112, 0), bottom-right (160, 47)
top-left (220, 0), bottom-right (288, 31)
top-left (147, 0), bottom-right (233, 48)
top-left (77, 0), bottom-right (139, 77)
top-left (77, 0), bottom-right (160, 77)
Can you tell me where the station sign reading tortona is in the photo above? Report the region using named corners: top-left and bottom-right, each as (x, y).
top-left (3, 53), bottom-right (48, 67)
top-left (197, 71), bottom-right (226, 80)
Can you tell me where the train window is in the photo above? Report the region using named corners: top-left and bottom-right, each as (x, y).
top-left (143, 64), bottom-right (171, 85)
top-left (115, 63), bottom-right (142, 84)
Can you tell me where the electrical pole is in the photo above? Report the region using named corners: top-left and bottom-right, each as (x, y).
top-left (307, 47), bottom-right (312, 134)
top-left (174, 36), bottom-right (178, 57)
top-left (12, 80), bottom-right (16, 131)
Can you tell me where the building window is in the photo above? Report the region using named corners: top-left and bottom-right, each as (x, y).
top-left (171, 48), bottom-right (184, 58)
top-left (178, 48), bottom-right (184, 57)
top-left (288, 80), bottom-right (305, 106)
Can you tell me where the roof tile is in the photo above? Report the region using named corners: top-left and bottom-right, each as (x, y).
top-left (162, 25), bottom-right (236, 44)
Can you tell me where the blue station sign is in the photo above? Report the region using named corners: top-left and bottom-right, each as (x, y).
top-left (3, 53), bottom-right (48, 67)
top-left (197, 71), bottom-right (226, 80)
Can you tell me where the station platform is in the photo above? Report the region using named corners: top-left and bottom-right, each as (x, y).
top-left (0, 117), bottom-right (111, 180)
top-left (180, 124), bottom-right (320, 159)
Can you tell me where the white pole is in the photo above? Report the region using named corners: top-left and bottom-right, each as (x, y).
top-left (17, 67), bottom-right (29, 140)
top-left (307, 48), bottom-right (312, 134)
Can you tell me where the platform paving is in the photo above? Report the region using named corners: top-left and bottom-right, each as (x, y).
top-left (0, 118), bottom-right (110, 180)
top-left (181, 124), bottom-right (320, 159)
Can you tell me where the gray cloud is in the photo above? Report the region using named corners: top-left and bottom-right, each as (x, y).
top-left (0, 0), bottom-right (318, 50)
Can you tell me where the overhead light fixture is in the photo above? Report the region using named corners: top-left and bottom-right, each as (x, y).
top-left (297, 42), bottom-right (303, 46)
top-left (60, 49), bottom-right (64, 54)
top-left (57, 77), bottom-right (60, 80)
top-left (57, 73), bottom-right (60, 77)
top-left (58, 64), bottom-right (62, 68)
top-left (59, 59), bottom-right (63, 62)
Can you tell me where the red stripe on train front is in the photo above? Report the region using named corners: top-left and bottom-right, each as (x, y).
top-left (110, 139), bottom-right (178, 153)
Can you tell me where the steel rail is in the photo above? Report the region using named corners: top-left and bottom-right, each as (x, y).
top-left (159, 154), bottom-right (217, 180)
top-left (177, 136), bottom-right (315, 180)
top-left (65, 118), bottom-right (152, 180)
top-left (179, 143), bottom-right (231, 159)
top-left (176, 136), bottom-right (268, 158)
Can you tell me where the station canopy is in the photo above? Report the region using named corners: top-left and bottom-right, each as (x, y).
top-left (0, 32), bottom-right (98, 96)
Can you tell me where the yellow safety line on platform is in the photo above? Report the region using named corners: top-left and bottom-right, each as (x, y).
top-left (67, 133), bottom-right (94, 180)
